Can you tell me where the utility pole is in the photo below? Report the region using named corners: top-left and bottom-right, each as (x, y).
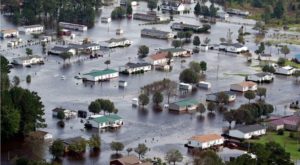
top-left (217, 65), bottom-right (219, 80)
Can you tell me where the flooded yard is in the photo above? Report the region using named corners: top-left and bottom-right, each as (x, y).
top-left (1, 1), bottom-right (300, 164)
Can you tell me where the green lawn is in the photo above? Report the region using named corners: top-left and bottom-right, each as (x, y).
top-left (285, 60), bottom-right (300, 69)
top-left (249, 131), bottom-right (300, 160)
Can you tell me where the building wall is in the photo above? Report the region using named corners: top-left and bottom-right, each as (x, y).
top-left (188, 138), bottom-right (224, 149)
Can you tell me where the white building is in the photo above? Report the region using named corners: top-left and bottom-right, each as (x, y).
top-left (59, 22), bottom-right (88, 31)
top-left (133, 13), bottom-right (162, 22)
top-left (82, 69), bottom-right (119, 81)
top-left (12, 55), bottom-right (44, 66)
top-left (48, 46), bottom-right (76, 55)
top-left (18, 25), bottom-right (44, 34)
top-left (179, 82), bottom-right (192, 91)
top-left (101, 16), bottom-right (111, 23)
top-left (161, 1), bottom-right (185, 13)
top-left (119, 80), bottom-right (128, 88)
top-left (197, 81), bottom-right (211, 89)
top-left (86, 114), bottom-right (123, 129)
top-left (52, 107), bottom-right (76, 119)
top-left (158, 48), bottom-right (190, 57)
top-left (171, 22), bottom-right (202, 31)
top-left (230, 81), bottom-right (257, 92)
top-left (246, 72), bottom-right (274, 83)
top-left (146, 52), bottom-right (169, 65)
top-left (0, 29), bottom-right (19, 38)
top-left (120, 62), bottom-right (152, 74)
top-left (206, 91), bottom-right (236, 102)
top-left (219, 43), bottom-right (248, 53)
top-left (200, 44), bottom-right (209, 52)
top-left (229, 124), bottom-right (266, 139)
top-left (141, 28), bottom-right (174, 39)
top-left (275, 66), bottom-right (296, 75)
top-left (100, 38), bottom-right (132, 48)
top-left (186, 134), bottom-right (224, 149)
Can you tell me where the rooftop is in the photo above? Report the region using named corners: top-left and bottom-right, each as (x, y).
top-left (209, 91), bottom-right (236, 96)
top-left (149, 52), bottom-right (168, 60)
top-left (1, 29), bottom-right (18, 33)
top-left (189, 134), bottom-right (223, 143)
top-left (253, 72), bottom-right (273, 77)
top-left (51, 46), bottom-right (73, 52)
top-left (83, 69), bottom-right (118, 78)
top-left (106, 38), bottom-right (128, 43)
top-left (234, 124), bottom-right (266, 133)
top-left (141, 28), bottom-right (171, 35)
top-left (172, 22), bottom-right (201, 29)
top-left (28, 130), bottom-right (50, 139)
top-left (126, 62), bottom-right (151, 68)
top-left (21, 24), bottom-right (44, 29)
top-left (14, 55), bottom-right (42, 61)
top-left (91, 114), bottom-right (122, 124)
top-left (172, 98), bottom-right (199, 107)
top-left (52, 107), bottom-right (66, 112)
top-left (233, 81), bottom-right (257, 87)
top-left (159, 48), bottom-right (186, 53)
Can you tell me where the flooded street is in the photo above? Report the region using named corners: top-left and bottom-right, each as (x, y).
top-left (1, 1), bottom-right (300, 164)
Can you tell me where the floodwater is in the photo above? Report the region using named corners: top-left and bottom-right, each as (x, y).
top-left (1, 1), bottom-right (300, 165)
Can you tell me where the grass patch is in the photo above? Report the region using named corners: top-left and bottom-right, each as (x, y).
top-left (224, 73), bottom-right (248, 77)
top-left (248, 131), bottom-right (300, 160)
top-left (285, 60), bottom-right (300, 69)
top-left (266, 39), bottom-right (300, 46)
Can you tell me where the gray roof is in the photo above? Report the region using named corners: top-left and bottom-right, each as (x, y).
top-left (51, 46), bottom-right (72, 52)
top-left (254, 72), bottom-right (272, 77)
top-left (171, 23), bottom-right (201, 29)
top-left (106, 38), bottom-right (128, 43)
top-left (235, 124), bottom-right (266, 133)
top-left (126, 62), bottom-right (151, 68)
top-left (208, 91), bottom-right (236, 97)
top-left (52, 107), bottom-right (66, 112)
top-left (63, 136), bottom-right (85, 145)
top-left (69, 43), bottom-right (99, 49)
top-left (141, 28), bottom-right (170, 35)
top-left (14, 55), bottom-right (42, 60)
top-left (220, 43), bottom-right (244, 48)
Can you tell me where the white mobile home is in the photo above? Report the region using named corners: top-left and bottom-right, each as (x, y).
top-left (100, 38), bottom-right (132, 48)
top-left (0, 29), bottom-right (19, 38)
top-left (229, 124), bottom-right (266, 139)
top-left (206, 91), bottom-right (236, 102)
top-left (179, 83), bottom-right (192, 91)
top-left (141, 28), bottom-right (174, 39)
top-left (186, 134), bottom-right (224, 149)
top-left (158, 48), bottom-right (190, 57)
top-left (86, 114), bottom-right (123, 129)
top-left (275, 66), bottom-right (296, 75)
top-left (12, 55), bottom-right (44, 66)
top-left (121, 62), bottom-right (152, 74)
top-left (197, 81), bottom-right (211, 89)
top-left (246, 72), bottom-right (274, 83)
top-left (146, 52), bottom-right (169, 65)
top-left (101, 16), bottom-right (111, 23)
top-left (59, 22), bottom-right (88, 31)
top-left (230, 81), bottom-right (257, 92)
top-left (19, 25), bottom-right (44, 34)
top-left (82, 69), bottom-right (119, 81)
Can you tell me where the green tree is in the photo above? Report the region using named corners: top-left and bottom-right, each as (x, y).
top-left (152, 92), bottom-right (163, 105)
top-left (26, 48), bottom-right (33, 56)
top-left (196, 103), bottom-right (206, 116)
top-left (68, 139), bottom-right (87, 154)
top-left (194, 2), bottom-right (201, 16)
top-left (138, 93), bottom-right (149, 108)
top-left (193, 36), bottom-right (201, 47)
top-left (57, 111), bottom-right (65, 120)
top-left (166, 51), bottom-right (173, 65)
top-left (60, 52), bottom-right (72, 63)
top-left (138, 45), bottom-right (149, 58)
top-left (189, 61), bottom-right (201, 73)
top-left (217, 92), bottom-right (229, 105)
top-left (194, 150), bottom-right (223, 165)
top-left (223, 111), bottom-right (234, 129)
top-left (273, 0), bottom-right (284, 19)
top-left (104, 60), bottom-right (111, 69)
top-left (127, 4), bottom-right (133, 15)
top-left (184, 31), bottom-right (193, 42)
top-left (179, 69), bottom-right (200, 84)
top-left (134, 143), bottom-right (148, 160)
top-left (172, 40), bottom-right (182, 48)
top-left (280, 45), bottom-right (290, 59)
top-left (262, 65), bottom-right (275, 73)
top-left (26, 75), bottom-right (31, 84)
top-left (147, 0), bottom-right (157, 11)
top-left (177, 32), bottom-right (185, 41)
top-left (111, 7), bottom-right (126, 19)
top-left (126, 148), bottom-right (133, 156)
top-left (99, 99), bottom-right (116, 114)
top-left (1, 106), bottom-right (20, 140)
top-left (256, 87), bottom-right (267, 100)
top-left (49, 139), bottom-right (64, 159)
top-left (88, 100), bottom-right (101, 114)
top-left (207, 102), bottom-right (216, 113)
top-left (203, 37), bottom-right (210, 45)
top-left (200, 61), bottom-right (207, 73)
top-left (255, 42), bottom-right (265, 55)
top-left (165, 149), bottom-right (183, 165)
top-left (244, 91), bottom-right (256, 103)
top-left (277, 57), bottom-right (286, 67)
top-left (13, 76), bottom-right (20, 86)
top-left (237, 33), bottom-right (245, 44)
top-left (110, 141), bottom-right (124, 154)
top-left (88, 134), bottom-right (101, 150)
top-left (226, 154), bottom-right (256, 165)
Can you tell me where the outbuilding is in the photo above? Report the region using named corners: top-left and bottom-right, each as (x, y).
top-left (186, 134), bottom-right (224, 149)
top-left (169, 99), bottom-right (199, 112)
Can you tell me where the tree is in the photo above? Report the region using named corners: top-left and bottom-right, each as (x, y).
top-left (262, 65), bottom-right (275, 73)
top-left (207, 102), bottom-right (216, 113)
top-left (13, 76), bottom-right (20, 86)
top-left (293, 70), bottom-right (300, 82)
top-left (110, 141), bottom-right (124, 154)
top-left (244, 91), bottom-right (256, 103)
top-left (127, 4), bottom-right (133, 15)
top-left (138, 93), bottom-right (149, 108)
top-left (100, 99), bottom-right (116, 114)
top-left (138, 45), bottom-right (149, 58)
top-left (184, 31), bottom-right (193, 42)
top-left (88, 101), bottom-right (101, 114)
top-left (277, 57), bottom-right (286, 67)
top-left (223, 111), bottom-right (234, 129)
top-left (26, 48), bottom-right (33, 56)
top-left (177, 32), bottom-right (185, 41)
top-left (217, 92), bottom-right (229, 105)
top-left (1, 106), bottom-right (20, 140)
top-left (49, 139), bottom-right (64, 159)
top-left (166, 51), bottom-right (173, 65)
top-left (134, 143), bottom-right (148, 160)
top-left (147, 0), bottom-right (157, 11)
top-left (203, 37), bottom-right (210, 45)
top-left (179, 69), bottom-right (200, 84)
top-left (88, 134), bottom-right (101, 150)
top-left (60, 52), bottom-right (72, 63)
top-left (165, 149), bottom-right (183, 165)
top-left (68, 139), bottom-right (87, 154)
top-left (126, 148), bottom-right (133, 156)
top-left (273, 0), bottom-right (284, 19)
top-left (194, 2), bottom-right (201, 16)
top-left (189, 61), bottom-right (201, 73)
top-left (172, 40), bottom-right (182, 48)
top-left (226, 154), bottom-right (256, 165)
top-left (255, 42), bottom-right (265, 55)
top-left (193, 150), bottom-right (223, 165)
top-left (104, 60), bottom-right (111, 69)
top-left (200, 61), bottom-right (207, 73)
top-left (196, 103), bottom-right (206, 116)
top-left (152, 92), bottom-right (163, 105)
top-left (57, 111), bottom-right (65, 120)
top-left (237, 33), bottom-right (245, 44)
top-left (193, 36), bottom-right (201, 47)
top-left (111, 7), bottom-right (126, 19)
top-left (256, 87), bottom-right (267, 100)
top-left (280, 45), bottom-right (290, 59)
top-left (26, 75), bottom-right (31, 84)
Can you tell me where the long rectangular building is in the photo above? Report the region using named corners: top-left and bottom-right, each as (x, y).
top-left (82, 69), bottom-right (119, 81)
top-left (59, 22), bottom-right (88, 31)
top-left (141, 28), bottom-right (174, 39)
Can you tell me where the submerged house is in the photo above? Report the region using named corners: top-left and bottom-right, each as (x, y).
top-left (171, 22), bottom-right (202, 31)
top-left (146, 52), bottom-right (169, 65)
top-left (110, 155), bottom-right (152, 165)
top-left (219, 43), bottom-right (248, 53)
top-left (275, 66), bottom-right (296, 75)
top-left (206, 91), bottom-right (236, 102)
top-left (82, 69), bottom-right (119, 81)
top-left (158, 48), bottom-right (191, 57)
top-left (268, 115), bottom-right (300, 131)
top-left (18, 24), bottom-right (44, 34)
top-left (0, 29), bottom-right (19, 38)
top-left (161, 0), bottom-right (185, 13)
top-left (59, 22), bottom-right (88, 31)
top-left (246, 72), bottom-right (274, 83)
top-left (86, 114), bottom-right (123, 129)
top-left (229, 124), bottom-right (266, 139)
top-left (133, 13), bottom-right (163, 22)
top-left (186, 134), bottom-right (224, 149)
top-left (48, 46), bottom-right (76, 56)
top-left (120, 62), bottom-right (152, 74)
top-left (230, 81), bottom-right (257, 92)
top-left (12, 55), bottom-right (44, 66)
top-left (169, 98), bottom-right (199, 112)
top-left (100, 38), bottom-right (132, 48)
top-left (141, 28), bottom-right (174, 39)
